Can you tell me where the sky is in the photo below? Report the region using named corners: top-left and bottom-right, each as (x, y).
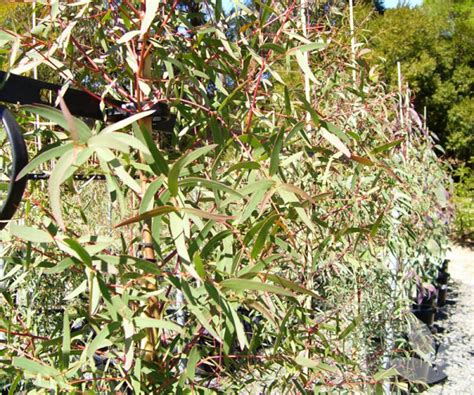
top-left (384, 0), bottom-right (423, 7)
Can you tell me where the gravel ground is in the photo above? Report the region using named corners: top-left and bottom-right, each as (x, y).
top-left (427, 244), bottom-right (474, 395)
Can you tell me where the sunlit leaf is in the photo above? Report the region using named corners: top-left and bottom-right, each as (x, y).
top-left (168, 145), bottom-right (217, 196)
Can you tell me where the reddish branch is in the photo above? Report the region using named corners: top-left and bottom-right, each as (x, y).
top-left (244, 0), bottom-right (297, 133)
top-left (0, 327), bottom-right (50, 341)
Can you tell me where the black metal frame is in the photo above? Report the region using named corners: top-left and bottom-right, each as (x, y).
top-left (0, 106), bottom-right (28, 230)
top-left (0, 72), bottom-right (175, 230)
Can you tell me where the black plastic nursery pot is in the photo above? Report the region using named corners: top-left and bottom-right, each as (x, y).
top-left (437, 285), bottom-right (448, 307)
top-left (440, 259), bottom-right (449, 272)
top-left (436, 270), bottom-right (450, 285)
top-left (412, 306), bottom-right (436, 326)
top-left (436, 268), bottom-right (449, 307)
top-left (418, 293), bottom-right (436, 308)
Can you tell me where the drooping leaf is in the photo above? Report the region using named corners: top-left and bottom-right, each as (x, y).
top-left (134, 317), bottom-right (183, 333)
top-left (48, 149), bottom-right (76, 229)
top-left (12, 357), bottom-right (61, 378)
top-left (101, 110), bottom-right (155, 134)
top-left (320, 128), bottom-right (351, 157)
top-left (9, 224), bottom-right (52, 243)
top-left (22, 105), bottom-right (91, 143)
top-left (115, 205), bottom-right (178, 227)
top-left (168, 145), bottom-right (217, 196)
top-left (16, 143), bottom-right (74, 180)
top-left (220, 278), bottom-right (295, 297)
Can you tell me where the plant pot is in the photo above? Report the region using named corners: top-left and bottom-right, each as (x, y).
top-left (412, 306), bottom-right (436, 326)
top-left (441, 259), bottom-right (449, 272)
top-left (436, 271), bottom-right (450, 285)
top-left (417, 292), bottom-right (436, 308)
top-left (437, 285), bottom-right (448, 307)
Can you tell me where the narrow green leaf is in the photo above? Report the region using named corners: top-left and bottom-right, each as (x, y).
top-left (185, 347), bottom-right (200, 381)
top-left (269, 129), bottom-right (284, 176)
top-left (63, 238), bottom-right (92, 265)
top-left (188, 305), bottom-right (222, 342)
top-left (370, 211), bottom-right (385, 237)
top-left (16, 143), bottom-right (73, 180)
top-left (371, 139), bottom-right (403, 155)
top-left (89, 271), bottom-right (101, 316)
top-left (133, 122), bottom-right (169, 176)
top-left (101, 110), bottom-right (155, 134)
top-left (201, 230), bottom-right (233, 259)
top-left (64, 279), bottom-right (87, 301)
top-left (181, 207), bottom-right (235, 222)
top-left (117, 30), bottom-right (140, 44)
top-left (116, 205), bottom-right (178, 227)
top-left (260, 42), bottom-right (286, 54)
top-left (266, 274), bottom-right (319, 298)
top-left (44, 257), bottom-right (75, 274)
top-left (87, 326), bottom-right (113, 358)
top-left (225, 161), bottom-right (261, 174)
top-left (12, 357), bottom-right (60, 378)
top-left (88, 132), bottom-right (150, 155)
top-left (141, 0), bottom-right (159, 35)
top-left (62, 311), bottom-right (70, 369)
top-left (168, 145), bottom-right (217, 196)
top-left (373, 367), bottom-right (398, 381)
top-left (7, 373), bottom-right (21, 395)
top-left (96, 147), bottom-right (141, 193)
top-left (134, 317), bottom-right (183, 333)
top-left (279, 183), bottom-right (316, 204)
top-left (338, 314), bottom-right (362, 340)
top-left (229, 304), bottom-right (249, 350)
top-left (294, 50), bottom-right (317, 83)
top-left (320, 129), bottom-right (351, 157)
top-left (221, 278), bottom-right (295, 297)
top-left (295, 356), bottom-right (338, 372)
top-left (9, 225), bottom-right (52, 243)
top-left (48, 149), bottom-right (75, 229)
top-left (193, 252), bottom-right (206, 279)
top-left (22, 105), bottom-right (91, 143)
top-left (251, 214), bottom-right (279, 259)
top-left (287, 42), bottom-right (326, 54)
top-left (179, 177), bottom-right (243, 198)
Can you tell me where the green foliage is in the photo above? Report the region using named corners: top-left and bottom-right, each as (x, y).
top-left (453, 164), bottom-right (474, 242)
top-left (366, 0), bottom-right (474, 162)
top-left (0, 0), bottom-right (451, 392)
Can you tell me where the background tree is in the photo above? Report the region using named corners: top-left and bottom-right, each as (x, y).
top-left (367, 0), bottom-right (473, 163)
top-left (365, 0), bottom-right (473, 241)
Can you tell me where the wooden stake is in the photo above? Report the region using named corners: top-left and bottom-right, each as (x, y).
top-left (138, 51), bottom-right (155, 263)
top-left (423, 106), bottom-right (427, 130)
top-left (397, 62), bottom-right (404, 128)
top-left (301, 0), bottom-right (311, 131)
top-left (32, 2), bottom-right (41, 151)
top-left (137, 12), bottom-right (159, 359)
top-left (349, 0), bottom-right (357, 84)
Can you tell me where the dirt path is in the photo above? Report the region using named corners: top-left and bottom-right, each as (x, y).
top-left (428, 244), bottom-right (474, 394)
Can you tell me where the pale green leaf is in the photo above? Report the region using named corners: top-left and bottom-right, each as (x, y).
top-left (101, 110), bottom-right (155, 134)
top-left (168, 145), bottom-right (217, 196)
top-left (221, 278), bottom-right (295, 297)
top-left (9, 225), bottom-right (52, 243)
top-left (134, 317), bottom-right (183, 333)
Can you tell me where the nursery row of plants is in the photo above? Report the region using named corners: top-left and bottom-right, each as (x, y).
top-left (0, 1), bottom-right (452, 392)
top-left (364, 0), bottom-right (474, 242)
